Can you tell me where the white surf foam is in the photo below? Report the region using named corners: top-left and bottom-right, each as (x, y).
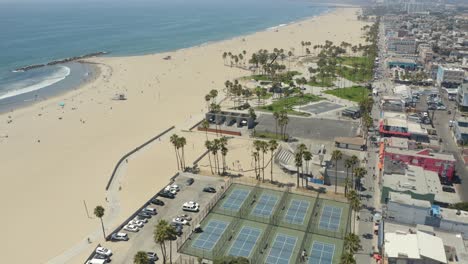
top-left (0, 66), bottom-right (70, 100)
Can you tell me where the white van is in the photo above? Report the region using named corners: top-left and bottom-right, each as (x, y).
top-left (182, 204), bottom-right (199, 212)
top-left (86, 258), bottom-right (106, 264)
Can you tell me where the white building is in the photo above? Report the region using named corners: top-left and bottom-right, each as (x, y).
top-left (457, 83), bottom-right (468, 111)
top-left (385, 231), bottom-right (447, 264)
top-left (388, 37), bottom-right (417, 54)
top-left (436, 65), bottom-right (465, 86)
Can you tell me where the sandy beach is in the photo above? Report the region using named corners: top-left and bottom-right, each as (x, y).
top-left (0, 8), bottom-right (368, 263)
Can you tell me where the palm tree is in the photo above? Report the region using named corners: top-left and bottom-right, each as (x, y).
top-left (279, 110), bottom-right (289, 140)
top-left (204, 94), bottom-right (211, 110)
top-left (170, 134), bottom-right (180, 171)
top-left (294, 151), bottom-right (303, 188)
top-left (353, 167), bottom-right (367, 191)
top-left (268, 140), bottom-right (278, 182)
top-left (273, 111), bottom-right (280, 137)
top-left (253, 140), bottom-right (263, 180)
top-left (344, 158), bottom-right (353, 197)
top-left (331, 150), bottom-right (343, 194)
top-left (212, 139), bottom-right (221, 175)
top-left (209, 89), bottom-right (218, 103)
top-left (303, 150), bottom-right (312, 188)
top-left (297, 144), bottom-right (307, 187)
top-left (340, 252), bottom-right (356, 264)
top-left (348, 190), bottom-right (361, 233)
top-left (134, 251), bottom-right (150, 264)
top-left (344, 233), bottom-right (361, 254)
top-left (94, 205), bottom-right (106, 240)
top-left (201, 119), bottom-right (210, 140)
top-left (260, 141), bottom-right (269, 182)
top-left (205, 140), bottom-right (214, 175)
top-left (349, 155), bottom-right (358, 189)
top-left (220, 137), bottom-right (228, 175)
top-left (154, 220), bottom-right (176, 264)
top-left (177, 136), bottom-right (187, 170)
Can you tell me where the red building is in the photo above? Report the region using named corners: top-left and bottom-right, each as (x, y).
top-left (384, 148), bottom-right (456, 180)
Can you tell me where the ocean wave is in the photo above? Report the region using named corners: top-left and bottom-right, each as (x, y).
top-left (0, 66), bottom-right (70, 100)
top-left (267, 23), bottom-right (287, 31)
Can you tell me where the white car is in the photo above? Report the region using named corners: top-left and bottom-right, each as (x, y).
top-left (95, 247), bottom-right (112, 257)
top-left (164, 186), bottom-right (177, 194)
top-left (123, 224), bottom-right (139, 232)
top-left (133, 216), bottom-right (148, 223)
top-left (129, 220), bottom-right (144, 227)
top-left (172, 217), bottom-right (189, 225)
top-left (186, 201), bottom-right (199, 207)
top-left (171, 184), bottom-right (180, 191)
top-left (182, 204), bottom-right (199, 212)
top-left (177, 214), bottom-right (192, 221)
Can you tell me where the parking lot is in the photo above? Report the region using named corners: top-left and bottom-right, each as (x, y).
top-left (256, 114), bottom-right (359, 141)
top-left (298, 101), bottom-right (344, 115)
top-left (98, 173), bottom-right (225, 263)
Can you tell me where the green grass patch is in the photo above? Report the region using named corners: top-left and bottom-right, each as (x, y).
top-left (258, 94), bottom-right (322, 116)
top-left (253, 130), bottom-right (288, 141)
top-left (338, 56), bottom-right (373, 67)
top-left (307, 78), bottom-right (335, 87)
top-left (247, 71), bottom-right (301, 83)
top-left (338, 66), bottom-right (372, 82)
top-left (323, 86), bottom-right (369, 102)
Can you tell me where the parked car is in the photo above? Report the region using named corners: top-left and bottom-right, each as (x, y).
top-left (86, 259), bottom-right (107, 264)
top-left (134, 216), bottom-right (148, 223)
top-left (151, 198), bottom-right (165, 206)
top-left (158, 191), bottom-right (175, 199)
top-left (110, 232), bottom-right (129, 241)
top-left (95, 247), bottom-right (112, 257)
top-left (147, 252), bottom-right (159, 262)
top-left (123, 224), bottom-right (139, 232)
top-left (92, 254), bottom-right (109, 262)
top-left (186, 201), bottom-right (199, 207)
top-left (129, 220), bottom-right (144, 227)
top-left (186, 178), bottom-right (194, 185)
top-left (182, 204), bottom-right (199, 212)
top-left (203, 187), bottom-right (216, 193)
top-left (143, 207), bottom-right (157, 215)
top-left (170, 223), bottom-right (183, 237)
top-left (164, 186), bottom-right (177, 194)
top-left (177, 214), bottom-right (192, 221)
top-left (442, 186), bottom-right (456, 193)
top-left (137, 212), bottom-right (152, 219)
top-left (172, 217), bottom-right (190, 225)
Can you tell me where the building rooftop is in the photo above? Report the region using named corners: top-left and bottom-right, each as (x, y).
top-left (386, 137), bottom-right (409, 150)
top-left (388, 192), bottom-right (431, 208)
top-left (407, 121), bottom-right (427, 135)
top-left (383, 165), bottom-right (439, 194)
top-left (385, 232), bottom-right (421, 259)
top-left (383, 112), bottom-right (407, 119)
top-left (440, 207), bottom-right (468, 225)
top-left (385, 148), bottom-right (456, 162)
top-left (416, 231), bottom-right (448, 263)
top-left (384, 117), bottom-right (408, 128)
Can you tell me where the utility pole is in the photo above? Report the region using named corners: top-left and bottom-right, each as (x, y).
top-left (83, 200), bottom-right (90, 218)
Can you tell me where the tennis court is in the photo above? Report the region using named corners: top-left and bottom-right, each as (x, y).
top-left (221, 188), bottom-right (251, 211)
top-left (283, 199), bottom-right (310, 225)
top-left (308, 241), bottom-right (335, 264)
top-left (192, 219), bottom-right (229, 250)
top-left (265, 233), bottom-right (298, 264)
top-left (228, 226), bottom-right (262, 258)
top-left (250, 193), bottom-right (279, 217)
top-left (319, 205), bottom-right (342, 232)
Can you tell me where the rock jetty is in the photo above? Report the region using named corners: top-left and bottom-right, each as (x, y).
top-left (14, 51), bottom-right (108, 72)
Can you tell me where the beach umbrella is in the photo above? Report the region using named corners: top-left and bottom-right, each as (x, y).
top-left (59, 102), bottom-right (65, 107)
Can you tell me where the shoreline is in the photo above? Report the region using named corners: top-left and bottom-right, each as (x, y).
top-left (0, 8), bottom-right (333, 116)
top-left (0, 7), bottom-right (369, 263)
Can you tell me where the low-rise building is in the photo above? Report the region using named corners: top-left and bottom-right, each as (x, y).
top-left (453, 115), bottom-right (468, 145)
top-left (388, 37), bottom-right (417, 54)
top-left (384, 230), bottom-right (447, 264)
top-left (457, 83), bottom-right (468, 111)
top-left (381, 96), bottom-right (406, 112)
top-left (384, 148), bottom-right (456, 181)
top-left (436, 65), bottom-right (465, 87)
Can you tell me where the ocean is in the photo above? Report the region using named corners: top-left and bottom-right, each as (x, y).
top-left (0, 0), bottom-right (329, 109)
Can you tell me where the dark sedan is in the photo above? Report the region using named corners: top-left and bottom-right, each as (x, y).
top-left (203, 187), bottom-right (216, 193)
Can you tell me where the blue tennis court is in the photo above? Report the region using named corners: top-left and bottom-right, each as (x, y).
top-left (265, 233), bottom-right (297, 264)
top-left (251, 193), bottom-right (279, 217)
top-left (192, 220), bottom-right (229, 250)
top-left (228, 226), bottom-right (262, 258)
top-left (309, 241), bottom-right (335, 264)
top-left (319, 205), bottom-right (342, 232)
top-left (284, 199), bottom-right (310, 225)
top-left (221, 189), bottom-right (251, 211)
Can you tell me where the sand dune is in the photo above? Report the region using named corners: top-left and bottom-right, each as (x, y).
top-left (0, 8), bottom-right (368, 263)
